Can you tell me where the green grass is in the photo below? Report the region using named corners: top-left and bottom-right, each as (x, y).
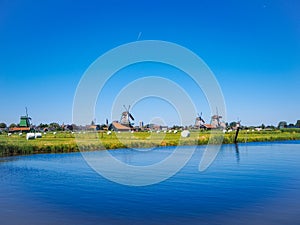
top-left (0, 129), bottom-right (300, 157)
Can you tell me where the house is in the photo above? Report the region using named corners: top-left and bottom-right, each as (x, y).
top-left (201, 124), bottom-right (215, 130)
top-left (108, 122), bottom-right (131, 132)
top-left (87, 125), bottom-right (100, 131)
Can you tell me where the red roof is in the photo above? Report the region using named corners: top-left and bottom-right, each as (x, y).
top-left (203, 124), bottom-right (216, 129)
top-left (111, 122), bottom-right (131, 131)
top-left (9, 127), bottom-right (31, 132)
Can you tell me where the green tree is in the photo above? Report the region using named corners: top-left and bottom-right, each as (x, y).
top-left (0, 122), bottom-right (7, 128)
top-left (229, 122), bottom-right (237, 128)
top-left (278, 121), bottom-right (287, 129)
top-left (9, 123), bottom-right (17, 128)
top-left (49, 122), bottom-right (61, 131)
top-left (39, 123), bottom-right (48, 129)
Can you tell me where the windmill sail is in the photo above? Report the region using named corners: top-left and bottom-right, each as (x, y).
top-left (129, 113), bottom-right (134, 121)
top-left (120, 105), bottom-right (135, 127)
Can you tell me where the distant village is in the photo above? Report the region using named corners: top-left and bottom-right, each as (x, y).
top-left (1, 107), bottom-right (299, 134)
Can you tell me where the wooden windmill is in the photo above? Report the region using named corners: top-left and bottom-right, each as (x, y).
top-left (195, 112), bottom-right (205, 128)
top-left (120, 105), bottom-right (135, 127)
top-left (211, 108), bottom-right (226, 129)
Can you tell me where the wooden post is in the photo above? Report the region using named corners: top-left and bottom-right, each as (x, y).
top-left (234, 126), bottom-right (240, 144)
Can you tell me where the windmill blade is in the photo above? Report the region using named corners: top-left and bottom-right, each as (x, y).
top-left (199, 112), bottom-right (205, 123)
top-left (216, 107), bottom-right (221, 126)
top-left (129, 113), bottom-right (135, 121)
top-left (237, 119), bottom-right (242, 126)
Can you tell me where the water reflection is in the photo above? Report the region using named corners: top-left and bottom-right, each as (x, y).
top-left (0, 156), bottom-right (19, 164)
top-left (1, 142), bottom-right (300, 225)
top-left (235, 143), bottom-right (240, 163)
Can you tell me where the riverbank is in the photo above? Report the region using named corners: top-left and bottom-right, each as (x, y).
top-left (1, 129), bottom-right (300, 157)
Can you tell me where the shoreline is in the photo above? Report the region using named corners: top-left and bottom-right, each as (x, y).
top-left (1, 130), bottom-right (300, 157)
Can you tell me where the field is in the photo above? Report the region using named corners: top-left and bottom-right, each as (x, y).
top-left (1, 129), bottom-right (300, 157)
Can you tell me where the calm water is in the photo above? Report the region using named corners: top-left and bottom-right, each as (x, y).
top-left (1, 141), bottom-right (300, 225)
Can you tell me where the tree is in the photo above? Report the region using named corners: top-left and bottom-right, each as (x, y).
top-left (229, 122), bottom-right (237, 128)
top-left (49, 122), bottom-right (61, 131)
top-left (66, 124), bottom-right (73, 131)
top-left (0, 122), bottom-right (7, 128)
top-left (266, 125), bottom-right (275, 130)
top-left (71, 124), bottom-right (79, 131)
top-left (9, 123), bottom-right (17, 128)
top-left (278, 121), bottom-right (287, 129)
top-left (296, 120), bottom-right (300, 128)
top-left (261, 124), bottom-right (266, 129)
top-left (39, 123), bottom-right (48, 129)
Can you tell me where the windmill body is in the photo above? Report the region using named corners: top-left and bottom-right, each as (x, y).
top-left (9, 107), bottom-right (32, 133)
top-left (194, 111), bottom-right (226, 130)
top-left (194, 113), bottom-right (205, 128)
top-left (120, 105), bottom-right (135, 127)
top-left (210, 115), bottom-right (226, 129)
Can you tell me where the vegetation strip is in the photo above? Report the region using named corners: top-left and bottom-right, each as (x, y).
top-left (1, 130), bottom-right (300, 157)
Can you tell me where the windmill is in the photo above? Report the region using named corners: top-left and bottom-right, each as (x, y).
top-left (236, 118), bottom-right (242, 129)
top-left (120, 105), bottom-right (135, 127)
top-left (211, 107), bottom-right (225, 129)
top-left (9, 107), bottom-right (32, 133)
top-left (195, 112), bottom-right (205, 128)
top-left (20, 107), bottom-right (32, 128)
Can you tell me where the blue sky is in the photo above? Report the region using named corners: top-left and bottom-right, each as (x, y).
top-left (0, 0), bottom-right (299, 126)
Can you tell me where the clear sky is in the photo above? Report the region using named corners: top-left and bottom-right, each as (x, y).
top-left (1, 0), bottom-right (299, 126)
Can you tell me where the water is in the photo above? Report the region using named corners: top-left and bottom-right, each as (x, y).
top-left (1, 141), bottom-right (300, 225)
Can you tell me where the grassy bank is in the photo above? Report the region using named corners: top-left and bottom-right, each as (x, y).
top-left (1, 129), bottom-right (300, 157)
